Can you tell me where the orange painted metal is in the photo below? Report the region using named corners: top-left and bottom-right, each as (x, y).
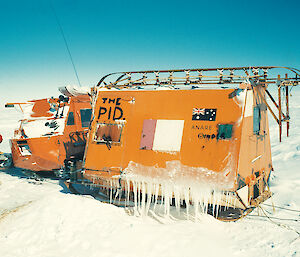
top-left (82, 83), bottom-right (272, 208)
top-left (85, 89), bottom-right (241, 175)
top-left (9, 94), bottom-right (91, 172)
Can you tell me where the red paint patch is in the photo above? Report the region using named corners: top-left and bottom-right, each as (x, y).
top-left (139, 120), bottom-right (157, 150)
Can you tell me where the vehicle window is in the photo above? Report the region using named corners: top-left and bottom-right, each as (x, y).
top-left (80, 109), bottom-right (92, 127)
top-left (67, 112), bottom-right (75, 125)
top-left (17, 141), bottom-right (32, 156)
top-left (94, 123), bottom-right (123, 144)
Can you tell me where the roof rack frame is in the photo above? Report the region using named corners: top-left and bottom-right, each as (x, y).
top-left (96, 66), bottom-right (300, 89)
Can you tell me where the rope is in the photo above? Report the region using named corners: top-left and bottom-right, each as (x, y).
top-left (257, 205), bottom-right (300, 240)
top-left (261, 203), bottom-right (300, 213)
top-left (248, 214), bottom-right (300, 222)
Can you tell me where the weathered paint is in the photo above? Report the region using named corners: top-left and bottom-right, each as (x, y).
top-left (139, 119), bottom-right (157, 150)
top-left (10, 95), bottom-right (91, 172)
top-left (83, 84), bottom-right (272, 208)
top-left (84, 89), bottom-right (243, 184)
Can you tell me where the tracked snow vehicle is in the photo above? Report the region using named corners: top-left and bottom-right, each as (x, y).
top-left (67, 67), bottom-right (299, 220)
top-left (5, 86), bottom-right (92, 175)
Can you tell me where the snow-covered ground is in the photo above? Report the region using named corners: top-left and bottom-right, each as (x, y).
top-left (0, 89), bottom-right (299, 257)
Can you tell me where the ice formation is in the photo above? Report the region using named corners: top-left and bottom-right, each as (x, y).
top-left (106, 161), bottom-right (238, 219)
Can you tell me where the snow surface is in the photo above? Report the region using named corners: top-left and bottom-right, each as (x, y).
top-left (0, 88), bottom-right (300, 257)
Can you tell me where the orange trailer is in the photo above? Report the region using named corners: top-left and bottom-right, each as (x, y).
top-left (68, 67), bottom-right (300, 220)
top-left (6, 86), bottom-right (92, 175)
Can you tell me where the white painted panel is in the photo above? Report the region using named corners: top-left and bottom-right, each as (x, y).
top-left (244, 90), bottom-right (253, 117)
top-left (152, 120), bottom-right (184, 151)
top-left (237, 186), bottom-right (249, 207)
top-left (23, 117), bottom-right (66, 138)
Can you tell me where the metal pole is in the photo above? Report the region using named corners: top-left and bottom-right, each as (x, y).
top-left (265, 89), bottom-right (287, 120)
top-left (278, 75), bottom-right (282, 142)
top-left (285, 74), bottom-right (289, 137)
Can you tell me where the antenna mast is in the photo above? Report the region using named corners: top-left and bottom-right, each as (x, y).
top-left (50, 1), bottom-right (82, 87)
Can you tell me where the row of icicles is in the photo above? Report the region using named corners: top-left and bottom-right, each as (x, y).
top-left (98, 177), bottom-right (239, 220)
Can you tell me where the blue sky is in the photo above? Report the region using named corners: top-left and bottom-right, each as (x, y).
top-left (0, 0), bottom-right (299, 100)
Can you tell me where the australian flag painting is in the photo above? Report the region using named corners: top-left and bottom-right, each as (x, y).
top-left (192, 108), bottom-right (217, 121)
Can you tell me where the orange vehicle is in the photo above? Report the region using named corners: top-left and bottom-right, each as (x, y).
top-left (6, 86), bottom-right (92, 175)
top-left (69, 67), bottom-right (300, 220)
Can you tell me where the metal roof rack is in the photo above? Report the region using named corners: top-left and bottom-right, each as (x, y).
top-left (96, 66), bottom-right (300, 89)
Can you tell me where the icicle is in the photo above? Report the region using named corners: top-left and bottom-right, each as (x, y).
top-left (153, 183), bottom-right (159, 212)
top-left (191, 187), bottom-right (199, 221)
top-left (215, 190), bottom-right (220, 218)
top-left (119, 160), bottom-right (239, 221)
top-left (141, 182), bottom-right (146, 215)
top-left (160, 183), bottom-right (164, 210)
top-left (109, 180), bottom-right (113, 204)
top-left (133, 181), bottom-right (138, 216)
top-left (145, 182), bottom-right (152, 215)
top-left (137, 181), bottom-right (141, 212)
top-left (126, 180), bottom-right (130, 204)
top-left (173, 185), bottom-right (181, 215)
top-left (184, 187), bottom-right (190, 219)
top-left (165, 183), bottom-right (171, 216)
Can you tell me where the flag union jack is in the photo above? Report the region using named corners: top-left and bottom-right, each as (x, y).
top-left (193, 108), bottom-right (205, 115)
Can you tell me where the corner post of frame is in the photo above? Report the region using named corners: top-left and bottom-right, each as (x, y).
top-left (285, 73), bottom-right (289, 137)
top-left (277, 75), bottom-right (282, 142)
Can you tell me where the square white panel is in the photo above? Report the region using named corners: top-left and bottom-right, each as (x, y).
top-left (152, 120), bottom-right (184, 151)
